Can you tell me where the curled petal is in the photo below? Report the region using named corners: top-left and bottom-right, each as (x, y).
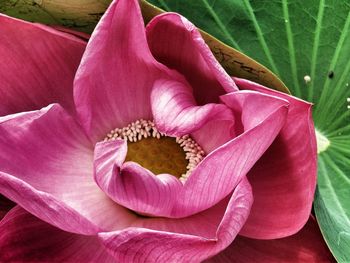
top-left (112, 163), bottom-right (183, 217)
top-left (94, 140), bottom-right (182, 217)
top-left (94, 140), bottom-right (128, 173)
top-left (94, 140), bottom-right (128, 190)
top-left (151, 79), bottom-right (233, 137)
top-left (0, 14), bottom-right (86, 116)
top-left (0, 206), bottom-right (115, 262)
top-left (99, 178), bottom-right (253, 262)
top-left (234, 78), bottom-right (317, 239)
top-left (147, 13), bottom-right (237, 104)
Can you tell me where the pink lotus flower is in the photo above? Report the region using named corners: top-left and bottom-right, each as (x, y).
top-left (0, 0), bottom-right (332, 261)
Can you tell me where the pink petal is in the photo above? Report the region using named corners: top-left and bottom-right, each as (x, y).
top-left (94, 140), bottom-right (183, 217)
top-left (221, 90), bottom-right (291, 131)
top-left (115, 163), bottom-right (184, 217)
top-left (206, 217), bottom-right (334, 263)
top-left (146, 13), bottom-right (237, 105)
top-left (151, 79), bottom-right (233, 136)
top-left (93, 139), bottom-right (127, 191)
top-left (74, 0), bottom-right (172, 142)
top-left (98, 178), bottom-right (253, 262)
top-left (0, 206), bottom-right (115, 262)
top-left (234, 78), bottom-right (317, 239)
top-left (169, 91), bottom-right (289, 218)
top-left (0, 14), bottom-right (86, 117)
top-left (0, 171), bottom-right (100, 235)
top-left (191, 120), bottom-right (236, 154)
top-left (0, 104), bottom-right (134, 233)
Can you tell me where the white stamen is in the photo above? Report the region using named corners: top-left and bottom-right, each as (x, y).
top-left (104, 120), bottom-right (205, 183)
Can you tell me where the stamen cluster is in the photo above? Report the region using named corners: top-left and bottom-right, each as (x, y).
top-left (176, 135), bottom-right (205, 182)
top-left (104, 120), bottom-right (205, 182)
top-left (104, 119), bottom-right (163, 142)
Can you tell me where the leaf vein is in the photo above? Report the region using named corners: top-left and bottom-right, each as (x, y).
top-left (282, 0), bottom-right (301, 97)
top-left (308, 0), bottom-right (325, 101)
top-left (200, 0), bottom-right (241, 50)
top-left (242, 0), bottom-right (280, 76)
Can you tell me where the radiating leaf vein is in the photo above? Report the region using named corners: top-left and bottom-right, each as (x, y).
top-left (242, 0), bottom-right (280, 76)
top-left (282, 0), bottom-right (301, 97)
top-left (200, 0), bottom-right (241, 50)
top-left (308, 0), bottom-right (325, 102)
top-left (319, 155), bottom-right (350, 222)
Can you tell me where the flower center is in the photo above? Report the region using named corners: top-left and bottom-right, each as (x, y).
top-left (104, 120), bottom-right (205, 182)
